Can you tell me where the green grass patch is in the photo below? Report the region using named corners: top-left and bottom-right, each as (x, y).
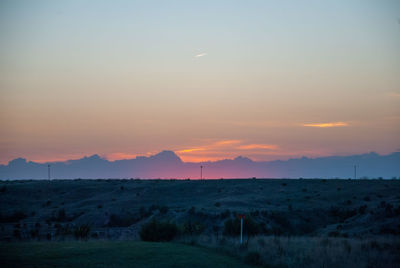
top-left (0, 241), bottom-right (252, 267)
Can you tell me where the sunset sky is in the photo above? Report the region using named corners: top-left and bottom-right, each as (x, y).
top-left (0, 0), bottom-right (399, 164)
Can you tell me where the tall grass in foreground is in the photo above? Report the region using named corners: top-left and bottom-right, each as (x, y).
top-left (178, 235), bottom-right (400, 268)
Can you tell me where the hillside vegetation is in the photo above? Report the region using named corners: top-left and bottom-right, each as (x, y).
top-left (1, 179), bottom-right (400, 267)
top-left (1, 179), bottom-right (400, 241)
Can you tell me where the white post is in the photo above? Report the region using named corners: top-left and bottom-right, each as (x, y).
top-left (240, 218), bottom-right (243, 244)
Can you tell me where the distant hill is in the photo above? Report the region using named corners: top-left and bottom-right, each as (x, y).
top-left (0, 151), bottom-right (399, 179)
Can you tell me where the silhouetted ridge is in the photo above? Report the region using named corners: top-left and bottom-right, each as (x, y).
top-left (150, 150), bottom-right (182, 163)
top-left (8, 158), bottom-right (27, 166)
top-left (0, 151), bottom-right (399, 179)
top-left (234, 156), bottom-right (253, 162)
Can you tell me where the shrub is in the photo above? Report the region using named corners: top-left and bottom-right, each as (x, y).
top-left (139, 207), bottom-right (151, 218)
top-left (220, 209), bottom-right (231, 219)
top-left (30, 229), bottom-right (39, 238)
top-left (159, 206), bottom-right (169, 214)
top-left (244, 251), bottom-right (262, 266)
top-left (250, 210), bottom-right (260, 217)
top-left (188, 207), bottom-right (196, 215)
top-left (183, 220), bottom-right (205, 235)
top-left (359, 205), bottom-right (367, 214)
top-left (139, 219), bottom-right (178, 242)
top-left (149, 204), bottom-right (160, 212)
top-left (328, 231), bottom-right (340, 237)
top-left (329, 207), bottom-right (357, 221)
top-left (0, 211), bottom-right (27, 223)
top-left (74, 224), bottom-right (90, 239)
top-left (270, 212), bottom-right (292, 231)
top-left (108, 213), bottom-right (138, 227)
top-left (223, 217), bottom-right (260, 237)
top-left (13, 229), bottom-right (21, 239)
top-left (56, 208), bottom-right (67, 221)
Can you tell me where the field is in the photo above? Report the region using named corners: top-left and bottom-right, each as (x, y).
top-left (0, 241), bottom-right (251, 267)
top-left (1, 179), bottom-right (400, 267)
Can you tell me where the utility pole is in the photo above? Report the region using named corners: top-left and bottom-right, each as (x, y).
top-left (354, 165), bottom-right (357, 180)
top-left (48, 164), bottom-right (51, 180)
top-left (240, 217), bottom-right (243, 244)
top-left (200, 165), bottom-right (203, 180)
top-left (238, 214), bottom-right (245, 244)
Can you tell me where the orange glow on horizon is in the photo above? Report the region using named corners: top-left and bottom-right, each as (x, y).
top-left (106, 152), bottom-right (139, 161)
top-left (177, 148), bottom-right (205, 153)
top-left (174, 139), bottom-right (320, 162)
top-left (237, 144), bottom-right (279, 150)
top-left (302, 122), bottom-right (349, 128)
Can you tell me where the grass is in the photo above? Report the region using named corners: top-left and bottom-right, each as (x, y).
top-left (0, 240), bottom-right (253, 268)
top-left (179, 235), bottom-right (400, 268)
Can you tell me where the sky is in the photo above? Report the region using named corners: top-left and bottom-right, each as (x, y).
top-left (0, 0), bottom-right (399, 164)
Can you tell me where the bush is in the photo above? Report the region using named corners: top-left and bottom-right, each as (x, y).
top-left (0, 211), bottom-right (27, 223)
top-left (270, 212), bottom-right (292, 231)
top-left (359, 205), bottom-right (367, 214)
top-left (139, 207), bottom-right (151, 218)
top-left (328, 231), bottom-right (340, 237)
top-left (159, 206), bottom-right (169, 214)
top-left (223, 217), bottom-right (260, 237)
top-left (183, 220), bottom-right (205, 236)
top-left (108, 213), bottom-right (138, 227)
top-left (56, 208), bottom-right (67, 221)
top-left (74, 224), bottom-right (90, 239)
top-left (244, 251), bottom-right (262, 266)
top-left (13, 229), bottom-right (21, 239)
top-left (220, 209), bottom-right (231, 219)
top-left (139, 219), bottom-right (178, 242)
top-left (188, 207), bottom-right (196, 215)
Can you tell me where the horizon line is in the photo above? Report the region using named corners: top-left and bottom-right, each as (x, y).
top-left (2, 150), bottom-right (398, 166)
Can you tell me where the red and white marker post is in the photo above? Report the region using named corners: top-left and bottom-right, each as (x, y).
top-left (237, 214), bottom-right (246, 244)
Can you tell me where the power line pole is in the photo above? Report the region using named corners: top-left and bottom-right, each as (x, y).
top-left (48, 164), bottom-right (51, 180)
top-left (200, 165), bottom-right (203, 180)
top-left (354, 165), bottom-right (357, 180)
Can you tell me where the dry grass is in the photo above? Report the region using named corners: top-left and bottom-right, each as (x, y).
top-left (178, 235), bottom-right (400, 268)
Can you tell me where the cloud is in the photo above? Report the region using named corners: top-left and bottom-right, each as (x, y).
top-left (237, 144), bottom-right (279, 150)
top-left (215, 140), bottom-right (241, 146)
top-left (302, 122), bottom-right (349, 128)
top-left (177, 148), bottom-right (205, 153)
top-left (176, 139), bottom-right (281, 162)
top-left (387, 92), bottom-right (400, 98)
top-left (194, 53), bottom-right (207, 58)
